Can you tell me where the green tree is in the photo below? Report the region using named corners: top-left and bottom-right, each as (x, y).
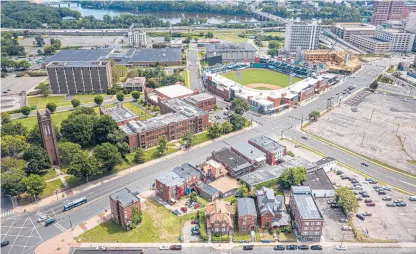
top-left (94, 114), bottom-right (118, 144)
top-left (268, 40), bottom-right (280, 49)
top-left (116, 92), bottom-right (125, 102)
top-left (131, 206), bottom-right (143, 228)
top-left (46, 102), bottom-right (57, 113)
top-left (111, 65), bottom-right (128, 83)
top-left (336, 186), bottom-right (360, 213)
top-left (230, 113), bottom-right (246, 131)
top-left (1, 122), bottom-right (28, 136)
top-left (94, 95), bottom-right (104, 106)
top-left (16, 60), bottom-right (31, 70)
top-left (116, 142), bottom-right (130, 159)
top-left (279, 167), bottom-right (307, 189)
top-left (43, 45), bottom-right (56, 55)
top-left (238, 182), bottom-right (249, 197)
top-left (70, 106), bottom-right (97, 117)
top-left (93, 142), bottom-right (122, 172)
top-left (131, 90), bottom-right (141, 101)
top-left (134, 148), bottom-right (146, 164)
top-left (1, 158), bottom-right (26, 173)
top-left (231, 98), bottom-right (249, 115)
top-left (107, 129), bottom-right (128, 145)
top-left (206, 31), bottom-right (214, 38)
top-left (1, 168), bottom-right (27, 197)
top-left (61, 114), bottom-right (97, 147)
top-left (1, 112), bottom-right (11, 124)
top-left (57, 142), bottom-right (82, 166)
top-left (23, 145), bottom-right (51, 174)
top-left (67, 150), bottom-right (100, 182)
top-left (221, 121), bottom-right (233, 134)
top-left (37, 82), bottom-right (51, 97)
top-left (34, 35), bottom-right (45, 47)
top-left (369, 80), bottom-right (378, 91)
top-left (208, 122), bottom-right (223, 138)
top-left (1, 135), bottom-right (27, 157)
top-left (182, 131), bottom-right (195, 148)
top-left (267, 48), bottom-right (278, 58)
top-left (71, 98), bottom-right (81, 108)
top-left (157, 136), bottom-right (168, 156)
top-left (20, 106), bottom-right (31, 117)
top-left (190, 192), bottom-right (197, 202)
top-left (50, 38), bottom-right (62, 50)
top-left (23, 174), bottom-right (46, 200)
top-left (309, 111), bottom-right (320, 122)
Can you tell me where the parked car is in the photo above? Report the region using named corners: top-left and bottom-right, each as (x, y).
top-left (191, 226), bottom-right (199, 231)
top-left (362, 193), bottom-right (370, 198)
top-left (378, 191), bottom-right (387, 195)
top-left (357, 197), bottom-right (363, 201)
top-left (336, 170), bottom-right (344, 175)
top-left (159, 245), bottom-right (170, 250)
top-left (386, 202), bottom-right (396, 207)
top-left (369, 180), bottom-right (377, 184)
top-left (363, 212), bottom-right (372, 216)
top-left (365, 177), bottom-right (373, 181)
top-left (356, 214), bottom-right (365, 221)
top-left (191, 219), bottom-right (199, 224)
top-left (396, 201), bottom-right (407, 207)
top-left (191, 230), bottom-right (200, 236)
top-left (366, 202), bottom-right (376, 206)
top-left (1, 241), bottom-right (9, 247)
top-left (185, 201), bottom-right (190, 206)
top-left (170, 245), bottom-right (182, 250)
top-left (96, 246), bottom-right (106, 250)
top-left (311, 245), bottom-right (323, 250)
top-left (286, 245), bottom-right (297, 250)
top-left (341, 226), bottom-right (352, 231)
top-left (172, 209), bottom-right (180, 215)
top-left (394, 199), bottom-right (403, 203)
top-left (298, 245), bottom-right (309, 250)
top-left (243, 245), bottom-right (254, 250)
top-left (339, 218), bottom-right (348, 223)
top-left (181, 207), bottom-right (188, 213)
top-left (364, 199), bottom-right (373, 203)
top-left (382, 197), bottom-right (392, 201)
top-left (361, 162), bottom-right (369, 167)
top-left (336, 245), bottom-right (347, 250)
top-left (327, 200), bottom-right (337, 205)
top-left (340, 175), bottom-right (349, 180)
top-left (274, 245), bottom-right (285, 250)
top-left (409, 196), bottom-right (416, 201)
top-left (301, 136), bottom-right (308, 140)
top-left (331, 204), bottom-right (342, 208)
top-left (383, 186), bottom-right (392, 191)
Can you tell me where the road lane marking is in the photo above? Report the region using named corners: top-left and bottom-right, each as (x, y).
top-left (7, 218), bottom-right (27, 254)
top-left (399, 180), bottom-right (416, 188)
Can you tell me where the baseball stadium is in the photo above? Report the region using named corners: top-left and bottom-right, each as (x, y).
top-left (203, 60), bottom-right (332, 115)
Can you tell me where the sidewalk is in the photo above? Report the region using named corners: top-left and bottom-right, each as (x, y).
top-left (15, 122), bottom-right (257, 213)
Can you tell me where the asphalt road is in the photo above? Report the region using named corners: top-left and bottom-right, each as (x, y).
top-left (187, 42), bottom-right (204, 91)
top-left (2, 56), bottom-right (416, 254)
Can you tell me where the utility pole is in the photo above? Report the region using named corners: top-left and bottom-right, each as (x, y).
top-left (289, 114), bottom-right (304, 128)
top-left (396, 124), bottom-right (400, 136)
top-left (361, 132), bottom-right (366, 146)
top-left (280, 126), bottom-right (293, 139)
top-left (370, 109), bottom-right (375, 122)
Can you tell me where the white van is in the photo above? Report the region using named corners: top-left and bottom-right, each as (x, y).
top-left (409, 196), bottom-right (416, 201)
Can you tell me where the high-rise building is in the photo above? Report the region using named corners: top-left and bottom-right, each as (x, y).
top-left (371, 0), bottom-right (405, 25)
top-left (406, 12), bottom-right (416, 33)
top-left (284, 22), bottom-right (320, 52)
top-left (330, 23), bottom-right (376, 42)
top-left (128, 24), bottom-right (148, 47)
top-left (375, 27), bottom-right (415, 52)
top-left (37, 109), bottom-right (60, 166)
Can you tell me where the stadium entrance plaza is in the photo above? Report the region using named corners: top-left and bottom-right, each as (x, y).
top-left (305, 90), bottom-right (416, 174)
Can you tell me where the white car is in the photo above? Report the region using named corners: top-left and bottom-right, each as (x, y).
top-left (159, 245), bottom-right (170, 250)
top-left (37, 215), bottom-right (48, 223)
top-left (96, 246), bottom-right (106, 250)
top-left (336, 245), bottom-right (347, 250)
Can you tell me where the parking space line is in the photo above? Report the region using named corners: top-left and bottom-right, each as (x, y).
top-left (1, 218), bottom-right (16, 242)
top-left (29, 217), bottom-right (43, 242)
top-left (53, 222), bottom-right (67, 232)
top-left (7, 217), bottom-right (27, 254)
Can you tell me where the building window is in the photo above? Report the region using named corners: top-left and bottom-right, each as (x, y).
top-left (304, 227), bottom-right (309, 230)
top-left (314, 231), bottom-right (320, 235)
top-left (243, 221), bottom-right (246, 225)
top-left (310, 222), bottom-right (315, 226)
top-left (303, 231), bottom-right (308, 235)
top-left (315, 227), bottom-right (320, 230)
top-left (304, 222), bottom-right (309, 225)
top-left (222, 228), bottom-right (226, 232)
top-left (316, 222), bottom-right (321, 226)
top-left (242, 227), bottom-right (246, 231)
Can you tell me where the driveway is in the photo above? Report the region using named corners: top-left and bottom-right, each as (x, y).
top-left (182, 221), bottom-right (200, 243)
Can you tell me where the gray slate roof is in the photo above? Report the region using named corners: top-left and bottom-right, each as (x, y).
top-left (256, 187), bottom-right (283, 217)
top-left (44, 48), bottom-right (113, 63)
top-left (196, 182), bottom-right (219, 196)
top-left (304, 168), bottom-right (334, 191)
top-left (128, 48), bottom-right (181, 63)
top-left (109, 188), bottom-right (140, 208)
top-left (237, 198), bottom-right (257, 217)
top-left (172, 163), bottom-right (201, 180)
top-left (249, 136), bottom-right (285, 154)
top-left (211, 148), bottom-right (252, 174)
top-left (231, 141), bottom-right (266, 161)
top-left (293, 194), bottom-right (323, 220)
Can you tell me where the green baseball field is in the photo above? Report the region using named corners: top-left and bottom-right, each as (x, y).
top-left (221, 68), bottom-right (303, 90)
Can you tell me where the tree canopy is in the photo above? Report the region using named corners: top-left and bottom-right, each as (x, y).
top-left (61, 114), bottom-right (96, 147)
top-left (336, 186), bottom-right (359, 213)
top-left (231, 98), bottom-right (249, 115)
top-left (23, 174), bottom-right (46, 198)
top-left (279, 167), bottom-right (307, 189)
top-left (23, 145), bottom-right (51, 174)
top-left (93, 142), bottom-right (122, 172)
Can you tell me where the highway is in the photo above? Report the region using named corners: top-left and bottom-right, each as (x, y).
top-left (2, 56), bottom-right (416, 254)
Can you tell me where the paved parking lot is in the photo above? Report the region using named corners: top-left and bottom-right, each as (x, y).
top-left (182, 221), bottom-right (201, 243)
top-left (1, 217), bottom-right (44, 254)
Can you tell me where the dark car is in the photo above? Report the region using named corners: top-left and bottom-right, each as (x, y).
top-left (243, 245), bottom-right (254, 250)
top-left (301, 136), bottom-right (308, 140)
top-left (286, 245), bottom-right (298, 250)
top-left (362, 193), bottom-right (370, 198)
top-left (357, 197), bottom-right (363, 201)
top-left (1, 241), bottom-right (9, 247)
top-left (382, 197), bottom-right (392, 201)
top-left (170, 245), bottom-right (182, 250)
top-left (331, 204), bottom-right (342, 208)
top-left (396, 202), bottom-right (407, 207)
top-left (298, 245), bottom-right (309, 250)
top-left (274, 245), bottom-right (285, 250)
top-left (356, 214), bottom-right (365, 221)
top-left (366, 202), bottom-right (376, 206)
top-left (44, 218), bottom-right (56, 227)
top-left (191, 219), bottom-right (199, 224)
top-left (378, 191), bottom-right (387, 195)
top-left (364, 199), bottom-right (373, 203)
top-left (361, 162), bottom-right (369, 167)
top-left (327, 200), bottom-right (337, 205)
top-left (311, 245), bottom-right (323, 250)
top-left (191, 230), bottom-right (200, 236)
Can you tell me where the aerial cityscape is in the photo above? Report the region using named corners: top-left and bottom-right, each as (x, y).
top-left (1, 1), bottom-right (416, 254)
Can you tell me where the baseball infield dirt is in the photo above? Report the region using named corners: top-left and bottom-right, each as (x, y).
top-left (245, 83), bottom-right (281, 90)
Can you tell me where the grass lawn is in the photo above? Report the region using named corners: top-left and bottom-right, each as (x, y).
top-left (234, 233), bottom-right (251, 241)
top-left (40, 179), bottom-right (64, 199)
top-left (79, 200), bottom-right (194, 243)
top-left (122, 102), bottom-right (152, 120)
top-left (180, 70), bottom-right (190, 88)
top-left (192, 131), bottom-right (211, 146)
top-left (41, 169), bottom-right (57, 181)
top-left (221, 68), bottom-right (302, 88)
top-left (28, 94), bottom-right (108, 109)
top-left (278, 232), bottom-right (297, 241)
top-left (213, 30), bottom-right (247, 43)
top-left (125, 146), bottom-right (178, 164)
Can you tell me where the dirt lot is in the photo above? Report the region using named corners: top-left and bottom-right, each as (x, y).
top-left (20, 35), bottom-right (124, 48)
top-left (306, 90), bottom-right (416, 174)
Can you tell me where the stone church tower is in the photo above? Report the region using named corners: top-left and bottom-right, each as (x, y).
top-left (37, 109), bottom-right (60, 166)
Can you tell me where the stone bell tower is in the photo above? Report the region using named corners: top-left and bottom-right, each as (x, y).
top-left (37, 109), bottom-right (60, 166)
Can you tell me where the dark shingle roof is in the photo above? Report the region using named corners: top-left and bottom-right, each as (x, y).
top-left (211, 148), bottom-right (252, 173)
top-left (44, 48), bottom-right (113, 63)
top-left (109, 188), bottom-right (140, 208)
top-left (304, 168), bottom-right (334, 191)
top-left (196, 182), bottom-right (219, 196)
top-left (237, 198), bottom-right (257, 217)
top-left (172, 163), bottom-right (200, 180)
top-left (128, 48), bottom-right (181, 63)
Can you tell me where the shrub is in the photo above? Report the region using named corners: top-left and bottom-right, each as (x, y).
top-left (26, 70), bottom-right (47, 77)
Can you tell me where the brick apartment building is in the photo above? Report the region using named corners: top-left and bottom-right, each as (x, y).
top-left (371, 0), bottom-right (405, 25)
top-left (145, 84), bottom-right (198, 107)
top-left (198, 159), bottom-right (228, 181)
top-left (155, 163), bottom-right (201, 202)
top-left (231, 141), bottom-right (267, 167)
top-left (256, 187), bottom-right (290, 229)
top-left (248, 136), bottom-right (286, 165)
top-left (206, 200), bottom-right (235, 234)
top-left (210, 148), bottom-right (254, 179)
top-left (289, 186), bottom-right (324, 242)
top-left (237, 198), bottom-right (257, 233)
top-left (184, 93), bottom-right (217, 111)
top-left (109, 188), bottom-right (141, 230)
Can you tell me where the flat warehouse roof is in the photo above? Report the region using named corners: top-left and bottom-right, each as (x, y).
top-left (44, 48), bottom-right (113, 63)
top-left (156, 85), bottom-right (195, 98)
top-left (128, 48), bottom-right (181, 63)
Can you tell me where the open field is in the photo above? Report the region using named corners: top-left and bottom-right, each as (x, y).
top-left (221, 68), bottom-right (302, 88)
top-left (213, 30), bottom-right (247, 43)
top-left (28, 94), bottom-right (111, 109)
top-left (180, 70), bottom-right (190, 88)
top-left (306, 90), bottom-right (416, 174)
top-left (20, 35), bottom-right (121, 48)
top-left (79, 200), bottom-right (193, 243)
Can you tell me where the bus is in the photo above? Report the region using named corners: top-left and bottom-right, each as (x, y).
top-left (63, 197), bottom-right (87, 211)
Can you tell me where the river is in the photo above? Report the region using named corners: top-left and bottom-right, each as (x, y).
top-left (47, 3), bottom-right (258, 24)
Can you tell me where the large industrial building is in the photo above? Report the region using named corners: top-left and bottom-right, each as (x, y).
top-left (206, 43), bottom-right (257, 63)
top-left (330, 23), bottom-right (376, 42)
top-left (284, 22), bottom-right (320, 52)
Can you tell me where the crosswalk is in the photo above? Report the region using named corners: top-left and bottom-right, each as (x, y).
top-left (0, 210), bottom-right (14, 218)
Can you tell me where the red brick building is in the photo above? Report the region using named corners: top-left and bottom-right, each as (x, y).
top-left (99, 104), bottom-right (140, 126)
top-left (145, 84), bottom-right (198, 106)
top-left (237, 198), bottom-right (257, 233)
top-left (109, 188), bottom-right (141, 230)
top-left (184, 93), bottom-right (217, 111)
top-left (289, 186), bottom-right (324, 242)
top-left (248, 136), bottom-right (286, 165)
top-left (206, 200), bottom-right (235, 234)
top-left (155, 163), bottom-right (201, 202)
top-left (256, 187), bottom-right (290, 229)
